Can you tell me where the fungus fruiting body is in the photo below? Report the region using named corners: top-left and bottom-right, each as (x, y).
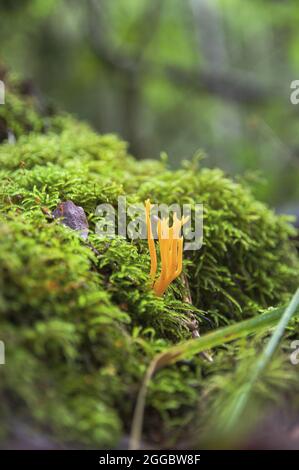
top-left (145, 199), bottom-right (188, 296)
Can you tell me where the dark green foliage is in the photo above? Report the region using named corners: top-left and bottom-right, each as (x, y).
top-left (0, 82), bottom-right (298, 447)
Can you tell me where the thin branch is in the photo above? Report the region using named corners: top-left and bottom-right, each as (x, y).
top-left (165, 65), bottom-right (274, 105)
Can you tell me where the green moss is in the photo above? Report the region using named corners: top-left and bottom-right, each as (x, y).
top-left (0, 81), bottom-right (298, 447)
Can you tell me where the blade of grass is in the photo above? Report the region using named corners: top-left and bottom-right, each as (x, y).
top-left (223, 287), bottom-right (299, 432)
top-left (129, 297), bottom-right (299, 449)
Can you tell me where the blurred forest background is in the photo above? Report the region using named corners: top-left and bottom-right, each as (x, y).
top-left (1, 0), bottom-right (299, 208)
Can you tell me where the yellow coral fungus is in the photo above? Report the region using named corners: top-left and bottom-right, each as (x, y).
top-left (145, 199), bottom-right (188, 296)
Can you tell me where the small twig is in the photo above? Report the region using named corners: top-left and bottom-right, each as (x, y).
top-left (181, 273), bottom-right (213, 362)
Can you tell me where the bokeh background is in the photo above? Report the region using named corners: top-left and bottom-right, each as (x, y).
top-left (1, 0), bottom-right (299, 207)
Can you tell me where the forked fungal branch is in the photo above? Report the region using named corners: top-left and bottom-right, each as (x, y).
top-left (145, 199), bottom-right (188, 296)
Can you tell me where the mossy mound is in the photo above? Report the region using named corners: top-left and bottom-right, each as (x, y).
top-left (0, 78), bottom-right (298, 448)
